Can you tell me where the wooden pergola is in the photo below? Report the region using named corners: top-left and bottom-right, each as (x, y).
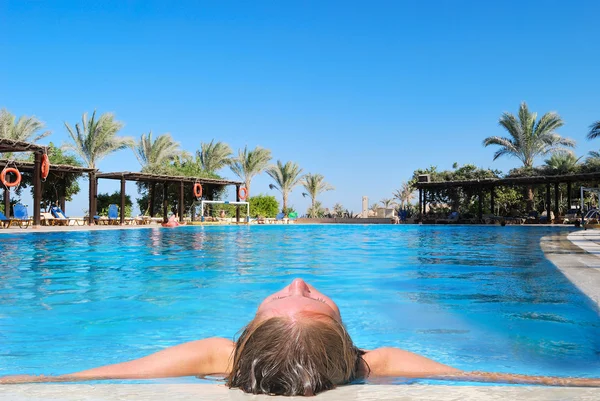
top-left (415, 171), bottom-right (600, 223)
top-left (95, 171), bottom-right (243, 224)
top-left (0, 159), bottom-right (96, 224)
top-left (1, 139), bottom-right (47, 227)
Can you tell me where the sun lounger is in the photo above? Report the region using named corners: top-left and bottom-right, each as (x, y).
top-left (436, 211), bottom-right (460, 224)
top-left (0, 211), bottom-right (16, 228)
top-left (51, 206), bottom-right (84, 226)
top-left (41, 212), bottom-right (58, 226)
top-left (13, 204), bottom-right (32, 228)
top-left (108, 204), bottom-right (120, 225)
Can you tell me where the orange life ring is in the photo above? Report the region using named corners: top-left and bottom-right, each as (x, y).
top-left (238, 187), bottom-right (248, 200)
top-left (1, 168), bottom-right (22, 188)
top-left (193, 183), bottom-right (203, 198)
top-left (41, 154), bottom-right (50, 180)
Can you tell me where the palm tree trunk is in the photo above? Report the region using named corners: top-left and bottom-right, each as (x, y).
top-left (245, 181), bottom-right (251, 198)
top-left (311, 197), bottom-right (316, 217)
top-left (283, 192), bottom-right (288, 213)
top-left (525, 185), bottom-right (534, 211)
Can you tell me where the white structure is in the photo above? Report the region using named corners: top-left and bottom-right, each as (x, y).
top-left (375, 207), bottom-right (396, 218)
top-left (200, 200), bottom-right (250, 223)
top-left (362, 196), bottom-right (369, 218)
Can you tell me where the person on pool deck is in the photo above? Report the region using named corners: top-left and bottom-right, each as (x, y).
top-left (1, 278), bottom-right (599, 395)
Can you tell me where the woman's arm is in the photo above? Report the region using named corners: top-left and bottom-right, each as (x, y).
top-left (0, 337), bottom-right (234, 384)
top-left (364, 347), bottom-right (600, 387)
top-left (364, 347), bottom-right (460, 377)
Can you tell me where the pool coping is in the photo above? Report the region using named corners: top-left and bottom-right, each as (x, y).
top-left (1, 383), bottom-right (599, 401)
top-left (540, 229), bottom-right (600, 310)
top-left (2, 228), bottom-right (600, 400)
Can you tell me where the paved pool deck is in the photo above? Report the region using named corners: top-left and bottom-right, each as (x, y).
top-left (1, 228), bottom-right (600, 400)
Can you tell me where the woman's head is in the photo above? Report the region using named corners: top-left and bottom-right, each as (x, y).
top-left (227, 279), bottom-right (364, 396)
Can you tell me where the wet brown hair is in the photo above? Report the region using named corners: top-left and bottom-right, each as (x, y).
top-left (227, 312), bottom-right (366, 396)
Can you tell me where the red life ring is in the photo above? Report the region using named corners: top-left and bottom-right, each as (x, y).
top-left (1, 168), bottom-right (22, 188)
top-left (238, 187), bottom-right (248, 200)
top-left (41, 154), bottom-right (50, 180)
top-left (193, 183), bottom-right (203, 198)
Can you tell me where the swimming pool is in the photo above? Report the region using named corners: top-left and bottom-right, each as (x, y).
top-left (1, 225), bottom-right (598, 383)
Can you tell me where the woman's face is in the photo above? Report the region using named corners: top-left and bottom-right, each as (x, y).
top-left (256, 278), bottom-right (341, 322)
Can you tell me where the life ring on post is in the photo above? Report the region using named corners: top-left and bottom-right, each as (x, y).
top-left (1, 167), bottom-right (22, 188)
top-left (193, 183), bottom-right (203, 198)
top-left (41, 154), bottom-right (50, 180)
top-left (238, 187), bottom-right (248, 201)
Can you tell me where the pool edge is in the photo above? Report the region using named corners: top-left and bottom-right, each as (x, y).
top-left (540, 229), bottom-right (600, 310)
top-left (1, 383), bottom-right (599, 401)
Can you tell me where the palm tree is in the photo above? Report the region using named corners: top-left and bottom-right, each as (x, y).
top-left (306, 200), bottom-right (326, 218)
top-left (587, 121), bottom-right (600, 140)
top-left (333, 203), bottom-right (345, 218)
top-left (544, 152), bottom-right (581, 174)
top-left (198, 140), bottom-right (232, 174)
top-left (134, 131), bottom-right (181, 173)
top-left (587, 150), bottom-right (600, 163)
top-left (267, 160), bottom-right (304, 213)
top-left (301, 173), bottom-right (334, 217)
top-left (229, 146), bottom-right (272, 197)
top-left (0, 109), bottom-right (50, 157)
top-left (393, 181), bottom-right (414, 208)
top-left (63, 111), bottom-right (133, 169)
top-left (483, 102), bottom-right (575, 210)
top-left (380, 198), bottom-right (396, 209)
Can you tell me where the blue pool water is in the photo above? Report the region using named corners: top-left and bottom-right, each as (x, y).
top-left (1, 225), bottom-right (599, 383)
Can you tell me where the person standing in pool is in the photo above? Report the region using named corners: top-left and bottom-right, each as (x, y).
top-left (1, 278), bottom-right (599, 394)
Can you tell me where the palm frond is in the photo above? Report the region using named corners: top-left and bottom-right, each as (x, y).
top-left (587, 121), bottom-right (600, 140)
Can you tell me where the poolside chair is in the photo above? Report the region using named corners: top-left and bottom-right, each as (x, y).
top-left (525, 211), bottom-right (539, 224)
top-left (563, 209), bottom-right (580, 225)
top-left (41, 212), bottom-right (57, 226)
top-left (539, 211), bottom-right (555, 224)
top-left (13, 204), bottom-right (32, 228)
top-left (0, 211), bottom-right (16, 228)
top-left (288, 211), bottom-right (298, 224)
top-left (51, 206), bottom-right (84, 226)
top-left (108, 204), bottom-right (120, 225)
top-left (436, 211), bottom-right (459, 224)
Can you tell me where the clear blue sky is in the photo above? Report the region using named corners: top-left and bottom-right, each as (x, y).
top-left (2, 1), bottom-right (599, 215)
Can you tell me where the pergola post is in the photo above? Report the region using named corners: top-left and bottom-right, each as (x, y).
top-left (88, 172), bottom-right (95, 225)
top-left (423, 189), bottom-right (427, 215)
top-left (149, 182), bottom-right (156, 217)
top-left (33, 152), bottom-right (42, 227)
top-left (546, 183), bottom-right (551, 223)
top-left (235, 184), bottom-right (240, 223)
top-left (179, 181), bottom-right (184, 223)
top-left (418, 188), bottom-right (423, 216)
top-left (477, 187), bottom-right (483, 223)
top-left (567, 182), bottom-right (572, 211)
top-left (3, 187), bottom-right (10, 216)
top-left (490, 186), bottom-right (495, 215)
top-left (59, 181), bottom-right (66, 213)
top-left (554, 182), bottom-right (559, 219)
top-left (120, 176), bottom-right (126, 225)
top-left (162, 182), bottom-right (168, 223)
top-left (94, 176), bottom-right (99, 222)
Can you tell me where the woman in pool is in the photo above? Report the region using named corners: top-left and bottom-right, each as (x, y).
top-left (1, 278), bottom-right (599, 394)
top-left (162, 213), bottom-right (186, 227)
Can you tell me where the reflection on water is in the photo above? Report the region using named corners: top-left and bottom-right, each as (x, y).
top-left (0, 225), bottom-right (599, 382)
